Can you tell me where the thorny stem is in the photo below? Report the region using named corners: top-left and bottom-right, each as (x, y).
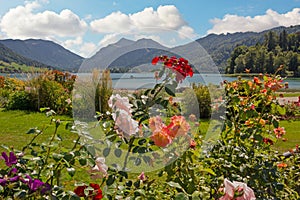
top-left (38, 122), bottom-right (59, 179)
top-left (122, 137), bottom-right (135, 171)
top-left (46, 135), bottom-right (82, 185)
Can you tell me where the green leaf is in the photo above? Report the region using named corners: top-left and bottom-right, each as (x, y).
top-left (106, 175), bottom-right (115, 186)
top-left (272, 119), bottom-right (279, 128)
top-left (118, 171), bottom-right (128, 179)
top-left (67, 167), bottom-right (75, 177)
top-left (134, 157), bottom-right (142, 166)
top-left (175, 193), bottom-right (189, 200)
top-left (200, 168), bottom-right (216, 176)
top-left (165, 84), bottom-right (176, 97)
top-left (85, 145), bottom-right (96, 157)
top-left (103, 147), bottom-right (111, 157)
top-left (39, 107), bottom-right (50, 112)
top-left (167, 181), bottom-right (183, 189)
top-left (79, 158), bottom-right (87, 166)
top-left (114, 149), bottom-right (122, 158)
top-left (134, 189), bottom-right (146, 197)
top-left (138, 139), bottom-right (147, 145)
top-left (26, 128), bottom-right (37, 134)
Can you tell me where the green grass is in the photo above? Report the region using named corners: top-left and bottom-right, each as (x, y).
top-left (273, 119), bottom-right (300, 153)
top-left (0, 109), bottom-right (74, 151)
top-left (0, 61), bottom-right (48, 73)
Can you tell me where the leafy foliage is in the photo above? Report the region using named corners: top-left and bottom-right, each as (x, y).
top-left (227, 30), bottom-right (300, 76)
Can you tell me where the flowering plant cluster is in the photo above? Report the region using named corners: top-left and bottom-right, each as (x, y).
top-left (1, 55), bottom-right (300, 199)
top-left (0, 151), bottom-right (51, 198)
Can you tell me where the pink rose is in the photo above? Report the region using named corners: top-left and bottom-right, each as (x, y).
top-left (219, 178), bottom-right (256, 200)
top-left (91, 157), bottom-right (108, 177)
top-left (108, 94), bottom-right (132, 114)
top-left (113, 110), bottom-right (139, 139)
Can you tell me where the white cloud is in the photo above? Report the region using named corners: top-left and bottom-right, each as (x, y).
top-left (90, 5), bottom-right (195, 39)
top-left (79, 42), bottom-right (97, 58)
top-left (0, 1), bottom-right (87, 39)
top-left (208, 8), bottom-right (300, 34)
top-left (98, 33), bottom-right (122, 47)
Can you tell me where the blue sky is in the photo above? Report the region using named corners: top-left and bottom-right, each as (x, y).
top-left (0, 0), bottom-right (299, 57)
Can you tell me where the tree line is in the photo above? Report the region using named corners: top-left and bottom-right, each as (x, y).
top-left (226, 30), bottom-right (300, 76)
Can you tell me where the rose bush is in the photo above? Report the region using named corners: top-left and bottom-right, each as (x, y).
top-left (1, 56), bottom-right (300, 199)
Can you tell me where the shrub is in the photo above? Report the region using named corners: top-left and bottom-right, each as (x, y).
top-left (6, 90), bottom-right (36, 110)
top-left (182, 83), bottom-right (212, 119)
top-left (94, 69), bottom-right (113, 113)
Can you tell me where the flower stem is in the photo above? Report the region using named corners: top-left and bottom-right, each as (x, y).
top-left (38, 123), bottom-right (59, 179)
top-left (122, 137), bottom-right (135, 171)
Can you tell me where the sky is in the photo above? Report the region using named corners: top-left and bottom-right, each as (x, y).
top-left (0, 0), bottom-right (299, 58)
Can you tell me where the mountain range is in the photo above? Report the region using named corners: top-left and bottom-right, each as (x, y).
top-left (0, 39), bottom-right (83, 72)
top-left (0, 25), bottom-right (299, 73)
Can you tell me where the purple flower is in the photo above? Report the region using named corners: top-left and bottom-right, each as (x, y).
top-left (9, 176), bottom-right (19, 182)
top-left (0, 178), bottom-right (7, 186)
top-left (1, 152), bottom-right (17, 167)
top-left (41, 183), bottom-right (51, 195)
top-left (9, 168), bottom-right (18, 175)
top-left (25, 175), bottom-right (44, 192)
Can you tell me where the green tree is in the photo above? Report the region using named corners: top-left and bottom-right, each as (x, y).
top-left (227, 45), bottom-right (247, 74)
top-left (279, 30), bottom-right (288, 51)
top-left (264, 31), bottom-right (278, 51)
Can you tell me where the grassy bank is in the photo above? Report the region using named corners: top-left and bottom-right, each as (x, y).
top-left (0, 110), bottom-right (298, 153)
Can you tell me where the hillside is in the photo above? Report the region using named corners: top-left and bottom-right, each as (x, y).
top-left (0, 39), bottom-right (84, 72)
top-left (81, 25), bottom-right (300, 73)
top-left (182, 25), bottom-right (300, 72)
top-left (80, 38), bottom-right (170, 72)
top-left (0, 43), bottom-right (52, 73)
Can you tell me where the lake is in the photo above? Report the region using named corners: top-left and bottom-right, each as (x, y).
top-left (2, 72), bottom-right (300, 89)
top-left (109, 73), bottom-right (300, 90)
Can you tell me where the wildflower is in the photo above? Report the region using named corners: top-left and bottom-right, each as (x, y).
top-left (91, 157), bottom-right (108, 177)
top-left (168, 115), bottom-right (190, 138)
top-left (253, 77), bottom-right (261, 85)
top-left (188, 114), bottom-right (197, 122)
top-left (190, 140), bottom-right (196, 149)
top-left (150, 127), bottom-right (172, 148)
top-left (273, 127), bottom-right (286, 138)
top-left (74, 185), bottom-right (87, 197)
top-left (277, 163), bottom-right (288, 168)
top-left (89, 183), bottom-right (103, 200)
top-left (1, 152), bottom-right (17, 167)
top-left (138, 172), bottom-right (146, 181)
top-left (0, 178), bottom-right (7, 186)
top-left (24, 175), bottom-right (50, 193)
top-left (219, 178), bottom-right (256, 200)
top-left (264, 77), bottom-right (283, 91)
top-left (263, 138), bottom-right (274, 145)
top-left (259, 119), bottom-right (265, 126)
top-left (65, 98), bottom-right (72, 105)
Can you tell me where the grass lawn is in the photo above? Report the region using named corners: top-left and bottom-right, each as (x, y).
top-left (0, 109), bottom-right (298, 189)
top-left (0, 109), bottom-right (74, 151)
top-left (273, 119), bottom-right (300, 152)
top-left (1, 110), bottom-right (298, 153)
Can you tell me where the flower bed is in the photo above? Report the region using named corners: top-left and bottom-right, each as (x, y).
top-left (1, 56), bottom-right (300, 199)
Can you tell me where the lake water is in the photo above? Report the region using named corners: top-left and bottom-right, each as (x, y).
top-left (109, 73), bottom-right (300, 90)
top-left (2, 72), bottom-right (300, 89)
